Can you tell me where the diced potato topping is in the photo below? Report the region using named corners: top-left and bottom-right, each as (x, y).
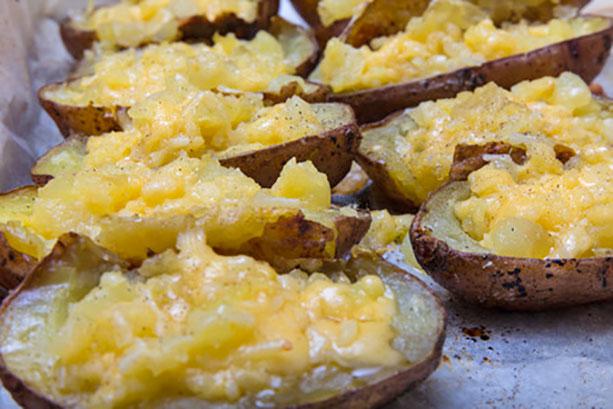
top-left (311, 0), bottom-right (608, 92)
top-left (0, 155), bottom-right (335, 261)
top-left (74, 0), bottom-right (259, 48)
top-left (317, 0), bottom-right (367, 26)
top-left (47, 32), bottom-right (303, 107)
top-left (366, 73), bottom-right (612, 206)
top-left (1, 229), bottom-right (404, 407)
top-left (100, 88), bottom-right (326, 167)
top-left (454, 146), bottom-right (612, 258)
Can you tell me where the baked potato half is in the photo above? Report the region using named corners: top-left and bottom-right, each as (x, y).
top-left (0, 157), bottom-right (371, 290)
top-left (0, 232), bottom-right (445, 408)
top-left (291, 0), bottom-right (590, 48)
top-left (309, 0), bottom-right (612, 123)
top-left (60, 0), bottom-right (280, 58)
top-left (410, 142), bottom-right (612, 310)
top-left (35, 90), bottom-right (359, 188)
top-left (41, 18), bottom-right (323, 137)
top-left (356, 73), bottom-right (612, 211)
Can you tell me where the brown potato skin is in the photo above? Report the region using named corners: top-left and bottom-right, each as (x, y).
top-left (0, 236), bottom-right (445, 409)
top-left (330, 18), bottom-right (613, 123)
top-left (288, 0), bottom-right (348, 47)
top-left (38, 85), bottom-right (127, 137)
top-left (232, 208), bottom-right (371, 270)
top-left (60, 0), bottom-right (280, 59)
top-left (410, 182), bottom-right (613, 311)
top-left (0, 233), bottom-right (37, 293)
top-left (221, 122), bottom-right (360, 188)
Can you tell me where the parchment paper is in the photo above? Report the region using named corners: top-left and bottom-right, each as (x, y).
top-left (0, 1), bottom-right (611, 407)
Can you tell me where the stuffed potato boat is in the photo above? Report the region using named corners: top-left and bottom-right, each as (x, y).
top-left (41, 18), bottom-right (323, 137)
top-left (36, 87), bottom-right (359, 188)
top-left (60, 0), bottom-right (280, 58)
top-left (291, 0), bottom-right (590, 46)
top-left (308, 0), bottom-right (612, 122)
top-left (0, 231), bottom-right (445, 408)
top-left (410, 140), bottom-right (612, 310)
top-left (357, 72), bottom-right (612, 211)
top-left (0, 156), bottom-right (370, 290)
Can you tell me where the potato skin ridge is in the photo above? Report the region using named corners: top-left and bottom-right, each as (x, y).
top-left (60, 0), bottom-right (281, 59)
top-left (330, 18), bottom-right (613, 123)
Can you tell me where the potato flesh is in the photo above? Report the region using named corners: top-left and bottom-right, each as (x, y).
top-left (454, 150), bottom-right (613, 258)
top-left (310, 0), bottom-right (608, 92)
top-left (362, 73), bottom-right (612, 206)
top-left (0, 229), bottom-right (407, 407)
top-left (1, 155), bottom-right (340, 260)
top-left (74, 0), bottom-right (258, 48)
top-left (317, 0), bottom-right (366, 26)
top-left (45, 32), bottom-right (305, 107)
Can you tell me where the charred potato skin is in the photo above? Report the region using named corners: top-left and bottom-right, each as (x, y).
top-left (0, 237), bottom-right (446, 409)
top-left (60, 0), bottom-right (281, 59)
top-left (411, 211), bottom-right (613, 310)
top-left (329, 17), bottom-right (613, 123)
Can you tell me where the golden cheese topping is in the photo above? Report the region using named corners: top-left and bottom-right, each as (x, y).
top-left (454, 143), bottom-right (612, 258)
top-left (74, 0), bottom-right (259, 48)
top-left (47, 32), bottom-right (301, 107)
top-left (1, 229), bottom-right (404, 407)
top-left (317, 0), bottom-right (367, 26)
top-left (365, 72), bottom-right (612, 206)
top-left (0, 156), bottom-right (335, 261)
top-left (97, 89), bottom-right (327, 168)
top-left (311, 0), bottom-right (608, 92)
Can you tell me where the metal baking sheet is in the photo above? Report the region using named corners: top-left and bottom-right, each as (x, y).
top-left (0, 1), bottom-right (611, 408)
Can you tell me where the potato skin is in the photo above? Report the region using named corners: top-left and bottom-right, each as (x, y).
top-left (0, 233), bottom-right (37, 294)
top-left (60, 0), bottom-right (280, 59)
top-left (221, 122), bottom-right (360, 188)
top-left (41, 18), bottom-right (324, 139)
top-left (0, 191), bottom-right (370, 290)
top-left (330, 18), bottom-right (613, 123)
top-left (0, 236), bottom-right (446, 409)
top-left (288, 0), bottom-right (348, 46)
top-left (32, 103), bottom-right (357, 188)
top-left (410, 183), bottom-right (613, 311)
